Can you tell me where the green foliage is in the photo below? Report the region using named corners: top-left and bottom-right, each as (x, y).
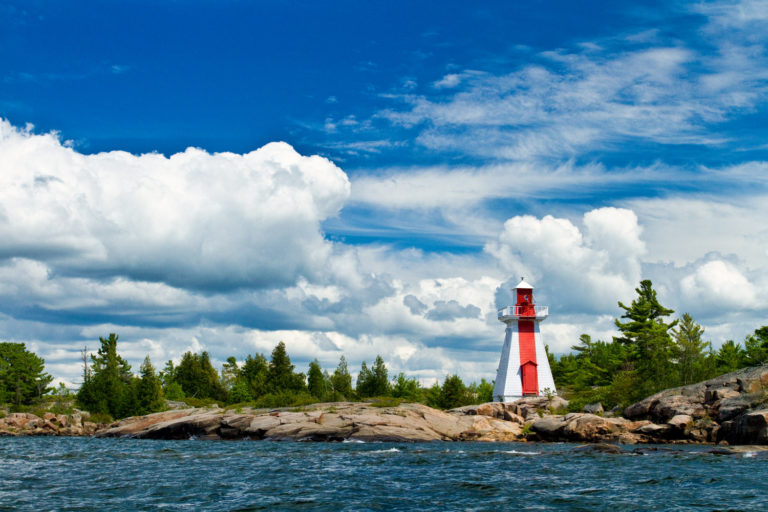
top-left (356, 355), bottom-right (389, 398)
top-left (716, 339), bottom-right (746, 373)
top-left (471, 378), bottom-right (494, 404)
top-left (267, 342), bottom-right (306, 393)
top-left (370, 396), bottom-right (403, 408)
top-left (252, 390), bottom-right (316, 409)
top-left (745, 326), bottom-right (768, 366)
top-left (552, 281), bottom-right (767, 411)
top-left (240, 353), bottom-right (268, 400)
top-left (330, 355), bottom-right (353, 399)
top-left (391, 373), bottom-right (424, 402)
top-left (0, 342), bottom-right (53, 405)
top-left (175, 351), bottom-right (227, 401)
top-left (136, 356), bottom-right (165, 415)
top-left (437, 374), bottom-right (473, 409)
top-left (672, 313), bottom-right (714, 385)
top-left (307, 359), bottom-right (327, 399)
top-left (76, 334), bottom-right (134, 418)
top-left (614, 280), bottom-right (678, 400)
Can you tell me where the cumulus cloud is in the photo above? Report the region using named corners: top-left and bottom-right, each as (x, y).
top-left (680, 259), bottom-right (758, 309)
top-left (0, 119), bottom-right (350, 291)
top-left (486, 207), bottom-right (645, 312)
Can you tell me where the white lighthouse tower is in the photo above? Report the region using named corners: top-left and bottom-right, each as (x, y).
top-left (493, 278), bottom-right (556, 402)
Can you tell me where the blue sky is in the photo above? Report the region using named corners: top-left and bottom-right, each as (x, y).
top-left (1, 0), bottom-right (768, 385)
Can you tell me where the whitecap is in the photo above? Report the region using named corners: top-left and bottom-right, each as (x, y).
top-left (503, 450), bottom-right (541, 455)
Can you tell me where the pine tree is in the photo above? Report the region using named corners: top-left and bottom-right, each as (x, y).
top-left (744, 326), bottom-right (768, 366)
top-left (331, 355), bottom-right (353, 398)
top-left (76, 333), bottom-right (133, 418)
top-left (307, 359), bottom-right (326, 399)
top-left (175, 351), bottom-right (226, 401)
top-left (0, 342), bottom-right (52, 405)
top-left (439, 374), bottom-right (472, 409)
top-left (672, 313), bottom-right (713, 385)
top-left (356, 361), bottom-right (373, 397)
top-left (137, 356), bottom-right (164, 415)
top-left (391, 372), bottom-right (422, 401)
top-left (241, 353), bottom-right (268, 399)
top-left (267, 341), bottom-right (298, 392)
top-left (614, 280), bottom-right (678, 399)
top-left (716, 340), bottom-right (746, 373)
top-left (370, 355), bottom-right (390, 396)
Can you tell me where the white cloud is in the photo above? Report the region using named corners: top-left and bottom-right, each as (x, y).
top-left (486, 207), bottom-right (645, 312)
top-left (680, 259), bottom-right (758, 308)
top-left (0, 119), bottom-right (351, 291)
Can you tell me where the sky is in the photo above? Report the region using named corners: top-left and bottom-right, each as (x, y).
top-left (1, 0), bottom-right (768, 387)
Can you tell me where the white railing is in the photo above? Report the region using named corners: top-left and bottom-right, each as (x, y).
top-left (497, 305), bottom-right (549, 320)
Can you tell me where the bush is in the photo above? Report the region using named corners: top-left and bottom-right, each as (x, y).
top-left (252, 390), bottom-right (316, 409)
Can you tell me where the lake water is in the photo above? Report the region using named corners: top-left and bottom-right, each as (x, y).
top-left (0, 437), bottom-right (764, 511)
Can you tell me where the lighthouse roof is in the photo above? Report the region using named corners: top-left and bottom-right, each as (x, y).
top-left (514, 278), bottom-right (534, 290)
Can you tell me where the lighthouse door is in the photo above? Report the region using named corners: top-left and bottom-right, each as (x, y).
top-left (521, 361), bottom-right (538, 396)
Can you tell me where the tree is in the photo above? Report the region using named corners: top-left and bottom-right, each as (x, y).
top-left (241, 353), bottom-right (268, 399)
top-left (744, 326), bottom-right (768, 366)
top-left (672, 313), bottom-right (713, 385)
top-left (614, 280), bottom-right (678, 399)
top-left (716, 340), bottom-right (746, 373)
top-left (471, 378), bottom-right (494, 404)
top-left (175, 351), bottom-right (227, 401)
top-left (439, 374), bottom-right (472, 409)
top-left (76, 333), bottom-right (133, 418)
top-left (0, 342), bottom-right (53, 405)
top-left (307, 359), bottom-right (327, 399)
top-left (136, 356), bottom-right (164, 415)
top-left (356, 361), bottom-right (373, 397)
top-left (266, 342), bottom-right (305, 393)
top-left (356, 356), bottom-right (389, 398)
top-left (330, 356), bottom-right (353, 399)
top-left (391, 373), bottom-right (423, 402)
top-left (221, 356), bottom-right (240, 391)
top-left (159, 360), bottom-right (185, 400)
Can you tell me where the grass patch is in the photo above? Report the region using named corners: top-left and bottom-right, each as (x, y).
top-left (369, 397), bottom-right (404, 408)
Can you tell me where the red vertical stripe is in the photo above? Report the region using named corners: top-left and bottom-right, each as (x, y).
top-left (518, 320), bottom-right (539, 395)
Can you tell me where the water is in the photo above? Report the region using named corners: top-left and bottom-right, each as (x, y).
top-left (0, 438), bottom-right (764, 511)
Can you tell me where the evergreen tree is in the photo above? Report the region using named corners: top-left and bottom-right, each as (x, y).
top-left (266, 342), bottom-right (305, 392)
top-left (241, 353), bottom-right (268, 399)
top-left (221, 356), bottom-right (240, 391)
top-left (356, 356), bottom-right (389, 397)
top-left (716, 340), bottom-right (746, 373)
top-left (136, 356), bottom-right (164, 415)
top-left (370, 355), bottom-right (390, 396)
top-left (439, 374), bottom-right (472, 409)
top-left (614, 280), bottom-right (678, 399)
top-left (356, 361), bottom-right (373, 397)
top-left (331, 355), bottom-right (353, 398)
top-left (76, 333), bottom-right (133, 418)
top-left (307, 359), bottom-right (327, 399)
top-left (175, 351), bottom-right (227, 401)
top-left (0, 342), bottom-right (53, 405)
top-left (744, 326), bottom-right (768, 366)
top-left (672, 313), bottom-right (713, 385)
top-left (391, 372), bottom-right (423, 401)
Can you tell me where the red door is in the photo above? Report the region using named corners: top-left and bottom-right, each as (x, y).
top-left (521, 361), bottom-right (538, 396)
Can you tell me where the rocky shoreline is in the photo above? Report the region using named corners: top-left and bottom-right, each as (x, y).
top-left (3, 366), bottom-right (768, 445)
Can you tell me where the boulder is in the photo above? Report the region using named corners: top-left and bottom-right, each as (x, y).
top-left (562, 414), bottom-right (621, 442)
top-left (583, 403), bottom-right (604, 415)
top-left (530, 415), bottom-right (567, 440)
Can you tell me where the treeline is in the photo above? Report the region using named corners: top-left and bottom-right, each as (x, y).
top-left (73, 335), bottom-right (494, 420)
top-left (550, 280), bottom-right (768, 411)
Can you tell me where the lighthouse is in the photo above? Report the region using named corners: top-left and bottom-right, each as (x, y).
top-left (493, 278), bottom-right (556, 401)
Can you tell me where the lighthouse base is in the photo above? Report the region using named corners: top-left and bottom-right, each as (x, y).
top-left (492, 321), bottom-right (556, 402)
